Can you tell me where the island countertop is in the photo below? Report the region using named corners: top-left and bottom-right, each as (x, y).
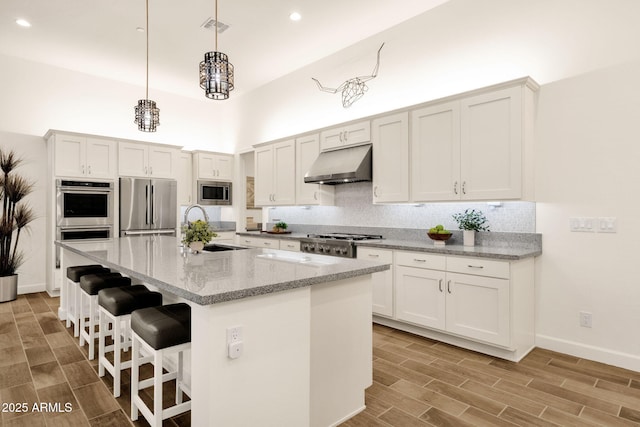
top-left (56, 236), bottom-right (389, 305)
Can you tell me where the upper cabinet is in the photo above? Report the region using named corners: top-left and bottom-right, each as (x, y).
top-left (320, 120), bottom-right (370, 152)
top-left (178, 151), bottom-right (193, 206)
top-left (53, 134), bottom-right (117, 179)
top-left (118, 141), bottom-right (180, 179)
top-left (194, 151), bottom-right (234, 181)
top-left (372, 112), bottom-right (409, 204)
top-left (254, 140), bottom-right (296, 206)
top-left (295, 134), bottom-right (334, 206)
top-left (411, 79), bottom-right (537, 202)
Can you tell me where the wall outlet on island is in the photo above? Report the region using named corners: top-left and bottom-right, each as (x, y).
top-left (227, 325), bottom-right (243, 344)
top-left (579, 311), bottom-right (592, 328)
top-left (227, 325), bottom-right (244, 359)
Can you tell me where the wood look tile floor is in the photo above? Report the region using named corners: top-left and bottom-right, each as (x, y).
top-left (3, 294), bottom-right (640, 426)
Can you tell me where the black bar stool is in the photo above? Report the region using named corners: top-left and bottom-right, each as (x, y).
top-left (65, 265), bottom-right (110, 337)
top-left (78, 272), bottom-right (131, 360)
top-left (98, 285), bottom-right (163, 397)
top-left (130, 303), bottom-right (191, 426)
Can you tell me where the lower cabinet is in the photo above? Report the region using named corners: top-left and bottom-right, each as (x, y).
top-left (382, 249), bottom-right (534, 360)
top-left (357, 247), bottom-right (394, 318)
top-left (235, 235), bottom-right (300, 251)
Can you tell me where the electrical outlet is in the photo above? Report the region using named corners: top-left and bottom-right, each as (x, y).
top-left (226, 325), bottom-right (242, 344)
top-left (579, 311), bottom-right (592, 328)
top-left (597, 217), bottom-right (617, 233)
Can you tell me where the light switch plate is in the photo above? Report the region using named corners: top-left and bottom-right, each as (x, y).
top-left (597, 217), bottom-right (617, 233)
top-left (569, 217), bottom-right (595, 232)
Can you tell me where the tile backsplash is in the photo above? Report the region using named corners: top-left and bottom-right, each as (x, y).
top-left (269, 182), bottom-right (535, 233)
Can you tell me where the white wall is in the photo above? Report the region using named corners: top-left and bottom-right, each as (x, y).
top-left (535, 60), bottom-right (640, 370)
top-left (0, 131), bottom-right (47, 293)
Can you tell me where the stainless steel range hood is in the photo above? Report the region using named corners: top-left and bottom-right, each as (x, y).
top-left (304, 144), bottom-right (372, 185)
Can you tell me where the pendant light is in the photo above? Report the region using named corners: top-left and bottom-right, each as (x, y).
top-left (199, 0), bottom-right (234, 99)
top-left (134, 0), bottom-right (160, 132)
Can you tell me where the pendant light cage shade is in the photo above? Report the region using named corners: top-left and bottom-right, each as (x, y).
top-left (199, 51), bottom-right (234, 100)
top-left (135, 99), bottom-right (160, 132)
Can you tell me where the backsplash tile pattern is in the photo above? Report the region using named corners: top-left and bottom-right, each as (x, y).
top-left (269, 182), bottom-right (535, 233)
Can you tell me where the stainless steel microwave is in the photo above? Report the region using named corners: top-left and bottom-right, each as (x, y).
top-left (197, 180), bottom-right (232, 205)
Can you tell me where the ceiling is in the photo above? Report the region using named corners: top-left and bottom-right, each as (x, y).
top-left (0, 0), bottom-right (449, 101)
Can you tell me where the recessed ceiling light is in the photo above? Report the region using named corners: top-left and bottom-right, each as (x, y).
top-left (15, 18), bottom-right (31, 28)
top-left (289, 12), bottom-right (301, 22)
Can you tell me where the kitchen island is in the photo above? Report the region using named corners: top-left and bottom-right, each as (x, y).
top-left (56, 236), bottom-right (390, 427)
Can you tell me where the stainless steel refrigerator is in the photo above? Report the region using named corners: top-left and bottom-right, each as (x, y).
top-left (119, 177), bottom-right (177, 237)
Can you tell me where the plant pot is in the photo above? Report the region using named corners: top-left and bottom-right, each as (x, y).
top-left (189, 241), bottom-right (205, 254)
top-left (0, 274), bottom-right (18, 303)
top-left (463, 230), bottom-right (476, 247)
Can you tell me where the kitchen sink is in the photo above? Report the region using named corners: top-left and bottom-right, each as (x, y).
top-left (202, 243), bottom-right (248, 252)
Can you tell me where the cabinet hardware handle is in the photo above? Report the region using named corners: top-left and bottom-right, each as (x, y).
top-left (244, 240), bottom-right (251, 243)
top-left (462, 181), bottom-right (466, 194)
top-left (82, 164), bottom-right (85, 174)
top-left (88, 165), bottom-right (91, 174)
top-left (453, 181), bottom-right (458, 195)
top-left (467, 265), bottom-right (484, 269)
top-left (447, 280), bottom-right (452, 293)
top-left (374, 186), bottom-right (379, 198)
top-left (439, 279), bottom-right (443, 292)
top-left (145, 166), bottom-right (148, 175)
top-left (150, 166), bottom-right (153, 175)
top-left (368, 254), bottom-right (379, 258)
top-left (314, 191), bottom-right (318, 200)
top-left (413, 259), bottom-right (426, 263)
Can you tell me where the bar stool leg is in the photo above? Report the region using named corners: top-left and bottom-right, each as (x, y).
top-left (176, 351), bottom-right (183, 405)
top-left (113, 314), bottom-right (123, 397)
top-left (154, 350), bottom-right (163, 427)
top-left (98, 309), bottom-right (106, 378)
top-left (79, 292), bottom-right (87, 347)
top-left (131, 334), bottom-right (140, 421)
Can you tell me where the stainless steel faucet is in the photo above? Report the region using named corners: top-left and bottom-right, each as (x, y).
top-left (184, 204), bottom-right (209, 224)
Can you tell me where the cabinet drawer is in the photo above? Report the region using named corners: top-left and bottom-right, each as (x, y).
top-left (238, 236), bottom-right (280, 248)
top-left (357, 247), bottom-right (393, 263)
top-left (446, 256), bottom-right (509, 279)
top-left (395, 251), bottom-right (445, 270)
top-left (279, 240), bottom-right (301, 252)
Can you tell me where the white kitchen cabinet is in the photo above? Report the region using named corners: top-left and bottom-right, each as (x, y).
top-left (254, 140), bottom-right (296, 206)
top-left (393, 251), bottom-right (514, 348)
top-left (320, 120), bottom-right (370, 151)
top-left (118, 141), bottom-right (180, 179)
top-left (372, 112), bottom-right (409, 203)
top-left (237, 235), bottom-right (280, 249)
top-left (211, 231), bottom-right (235, 243)
top-left (357, 247), bottom-right (394, 318)
top-left (194, 151), bottom-right (234, 181)
top-left (279, 240), bottom-right (301, 252)
top-left (178, 151), bottom-right (193, 205)
top-left (411, 102), bottom-right (461, 201)
top-left (295, 134), bottom-right (334, 206)
top-left (54, 134), bottom-right (117, 179)
top-left (410, 79), bottom-right (537, 202)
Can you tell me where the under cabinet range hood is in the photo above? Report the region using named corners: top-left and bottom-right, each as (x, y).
top-left (304, 144), bottom-right (372, 185)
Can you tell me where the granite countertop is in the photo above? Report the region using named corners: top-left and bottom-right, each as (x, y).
top-left (355, 240), bottom-right (540, 260)
top-left (234, 231), bottom-right (540, 260)
top-left (56, 236), bottom-right (389, 305)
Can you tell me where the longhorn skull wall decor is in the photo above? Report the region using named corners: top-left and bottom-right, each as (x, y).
top-left (312, 43), bottom-right (384, 108)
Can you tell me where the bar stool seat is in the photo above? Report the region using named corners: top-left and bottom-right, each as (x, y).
top-left (65, 265), bottom-right (110, 337)
top-left (79, 272), bottom-right (131, 360)
top-left (131, 303), bottom-right (191, 426)
top-left (98, 285), bottom-right (162, 397)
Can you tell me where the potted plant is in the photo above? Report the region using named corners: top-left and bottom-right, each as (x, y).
top-left (0, 148), bottom-right (35, 302)
top-left (182, 219), bottom-right (216, 253)
top-left (452, 209), bottom-right (489, 246)
top-left (272, 221), bottom-right (288, 233)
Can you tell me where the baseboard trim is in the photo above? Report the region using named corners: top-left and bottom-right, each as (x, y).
top-left (536, 334), bottom-right (640, 372)
top-left (18, 282), bottom-right (46, 294)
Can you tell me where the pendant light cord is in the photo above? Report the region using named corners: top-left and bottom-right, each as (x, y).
top-left (214, 0), bottom-right (218, 51)
top-left (145, 0), bottom-right (149, 100)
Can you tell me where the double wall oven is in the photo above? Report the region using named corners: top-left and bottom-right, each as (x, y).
top-left (55, 179), bottom-right (114, 266)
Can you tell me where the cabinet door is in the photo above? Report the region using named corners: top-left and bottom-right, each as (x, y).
top-left (55, 135), bottom-right (85, 177)
top-left (295, 134), bottom-right (334, 205)
top-left (358, 248), bottom-right (394, 318)
top-left (372, 112), bottom-right (409, 203)
top-left (395, 265), bottom-right (446, 329)
top-left (254, 146), bottom-right (274, 206)
top-left (118, 142), bottom-right (148, 177)
top-left (445, 272), bottom-right (510, 347)
top-left (460, 86), bottom-right (522, 200)
top-left (148, 146), bottom-right (178, 178)
top-left (178, 152), bottom-right (193, 205)
top-left (197, 153), bottom-right (216, 179)
top-left (85, 138), bottom-right (117, 179)
top-left (273, 140), bottom-right (296, 205)
top-left (279, 240), bottom-right (301, 252)
top-left (411, 102), bottom-right (461, 201)
top-left (214, 154), bottom-right (234, 181)
top-left (319, 120), bottom-right (370, 151)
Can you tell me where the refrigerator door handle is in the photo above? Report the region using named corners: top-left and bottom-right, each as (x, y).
top-left (145, 185), bottom-right (150, 225)
top-left (151, 184), bottom-right (155, 225)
